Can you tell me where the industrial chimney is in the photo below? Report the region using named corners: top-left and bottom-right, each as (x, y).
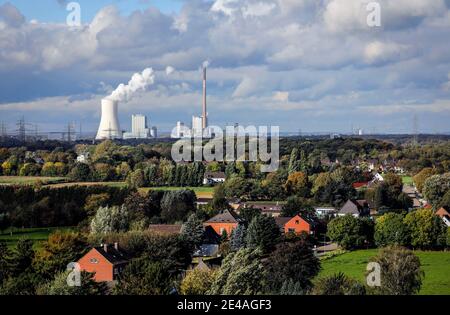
top-left (96, 99), bottom-right (122, 140)
top-left (202, 67), bottom-right (207, 130)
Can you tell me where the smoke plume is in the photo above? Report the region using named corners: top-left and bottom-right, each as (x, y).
top-left (165, 66), bottom-right (175, 75)
top-left (107, 68), bottom-right (155, 102)
top-left (202, 60), bottom-right (210, 68)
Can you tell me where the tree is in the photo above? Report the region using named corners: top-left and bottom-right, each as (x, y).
top-left (439, 190), bottom-right (450, 209)
top-left (180, 214), bottom-right (204, 247)
top-left (84, 193), bottom-right (110, 217)
top-left (208, 248), bottom-right (266, 295)
top-left (369, 246), bottom-right (423, 295)
top-left (69, 163), bottom-right (91, 181)
top-left (0, 242), bottom-right (12, 284)
top-left (312, 172), bottom-right (332, 195)
top-left (180, 269), bottom-right (217, 295)
top-left (123, 191), bottom-right (156, 223)
top-left (19, 163), bottom-right (41, 176)
top-left (230, 224), bottom-right (246, 251)
top-left (374, 213), bottom-right (410, 247)
top-left (327, 215), bottom-right (373, 250)
top-left (33, 231), bottom-right (88, 279)
top-left (114, 259), bottom-right (173, 295)
top-left (38, 271), bottom-right (107, 295)
top-left (413, 168), bottom-right (435, 193)
top-left (404, 208), bottom-right (447, 249)
top-left (312, 273), bottom-right (366, 295)
top-left (245, 215), bottom-right (281, 254)
top-left (423, 173), bottom-right (450, 208)
top-left (210, 184), bottom-right (231, 211)
top-left (160, 190), bottom-right (196, 223)
top-left (281, 196), bottom-right (315, 218)
top-left (265, 241), bottom-right (320, 294)
top-left (284, 172), bottom-right (309, 197)
top-left (126, 169), bottom-right (146, 189)
top-left (11, 238), bottom-right (35, 276)
top-left (90, 205), bottom-right (129, 234)
top-left (0, 212), bottom-right (10, 233)
top-left (239, 206), bottom-right (261, 224)
top-left (383, 173), bottom-right (403, 195)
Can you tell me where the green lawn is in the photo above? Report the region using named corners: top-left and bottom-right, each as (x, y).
top-left (0, 176), bottom-right (67, 185)
top-left (0, 227), bottom-right (73, 249)
top-left (402, 176), bottom-right (413, 185)
top-left (317, 249), bottom-right (450, 295)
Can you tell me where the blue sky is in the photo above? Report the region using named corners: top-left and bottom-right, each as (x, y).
top-left (0, 0), bottom-right (449, 135)
top-left (0, 0), bottom-right (184, 22)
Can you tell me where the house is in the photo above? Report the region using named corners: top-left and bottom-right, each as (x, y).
top-left (352, 182), bottom-right (369, 190)
top-left (314, 206), bottom-right (337, 218)
top-left (338, 200), bottom-right (370, 217)
top-left (196, 197), bottom-right (212, 208)
top-left (193, 226), bottom-right (221, 257)
top-left (237, 202), bottom-right (283, 217)
top-left (78, 243), bottom-right (130, 282)
top-left (436, 207), bottom-right (450, 227)
top-left (204, 209), bottom-right (242, 237)
top-left (203, 171), bottom-right (226, 185)
top-left (275, 214), bottom-right (315, 235)
top-left (77, 152), bottom-right (90, 163)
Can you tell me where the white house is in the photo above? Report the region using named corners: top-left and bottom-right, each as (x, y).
top-left (314, 207), bottom-right (337, 218)
top-left (77, 153), bottom-right (90, 163)
top-left (203, 171), bottom-right (226, 185)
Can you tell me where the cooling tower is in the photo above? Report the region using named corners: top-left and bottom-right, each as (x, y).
top-left (96, 99), bottom-right (122, 140)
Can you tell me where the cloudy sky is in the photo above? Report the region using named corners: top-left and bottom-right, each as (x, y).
top-left (0, 0), bottom-right (449, 135)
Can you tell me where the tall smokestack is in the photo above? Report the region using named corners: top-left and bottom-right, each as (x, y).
top-left (202, 67), bottom-right (207, 129)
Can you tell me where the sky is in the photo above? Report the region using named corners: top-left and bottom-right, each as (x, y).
top-left (0, 0), bottom-right (450, 135)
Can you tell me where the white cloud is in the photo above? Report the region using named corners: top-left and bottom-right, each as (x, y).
top-left (0, 1), bottom-right (449, 132)
top-left (273, 91), bottom-right (289, 102)
top-left (364, 41), bottom-right (410, 64)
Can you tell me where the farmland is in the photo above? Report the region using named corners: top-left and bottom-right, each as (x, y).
top-left (0, 227), bottom-right (73, 249)
top-left (317, 249), bottom-right (450, 295)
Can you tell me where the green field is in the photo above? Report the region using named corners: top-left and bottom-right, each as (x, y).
top-left (317, 249), bottom-right (450, 295)
top-left (402, 176), bottom-right (413, 185)
top-left (0, 227), bottom-right (73, 249)
top-left (0, 176), bottom-right (67, 185)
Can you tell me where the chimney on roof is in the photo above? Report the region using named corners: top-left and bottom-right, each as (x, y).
top-left (114, 242), bottom-right (119, 250)
top-left (104, 244), bottom-right (108, 252)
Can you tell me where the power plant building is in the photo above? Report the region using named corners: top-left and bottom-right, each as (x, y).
top-left (96, 99), bottom-right (122, 140)
top-left (192, 115), bottom-right (203, 138)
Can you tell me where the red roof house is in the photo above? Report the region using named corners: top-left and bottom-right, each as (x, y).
top-left (275, 214), bottom-right (315, 235)
top-left (78, 243), bottom-right (130, 282)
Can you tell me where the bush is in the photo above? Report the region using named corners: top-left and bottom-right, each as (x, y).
top-left (327, 215), bottom-right (373, 250)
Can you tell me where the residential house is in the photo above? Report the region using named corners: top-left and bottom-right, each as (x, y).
top-left (78, 243), bottom-right (130, 282)
top-left (77, 152), bottom-right (90, 163)
top-left (203, 209), bottom-right (242, 237)
top-left (352, 182), bottom-right (369, 190)
top-left (436, 207), bottom-right (450, 227)
top-left (338, 200), bottom-right (370, 217)
top-left (193, 226), bottom-right (221, 257)
top-left (203, 171), bottom-right (226, 185)
top-left (275, 214), bottom-right (315, 235)
top-left (196, 197), bottom-right (212, 208)
top-left (314, 206), bottom-right (337, 218)
top-left (237, 202), bottom-right (283, 217)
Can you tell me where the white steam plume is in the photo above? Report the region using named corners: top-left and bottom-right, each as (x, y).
top-left (107, 68), bottom-right (155, 102)
top-left (202, 60), bottom-right (210, 68)
top-left (165, 66), bottom-right (175, 75)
